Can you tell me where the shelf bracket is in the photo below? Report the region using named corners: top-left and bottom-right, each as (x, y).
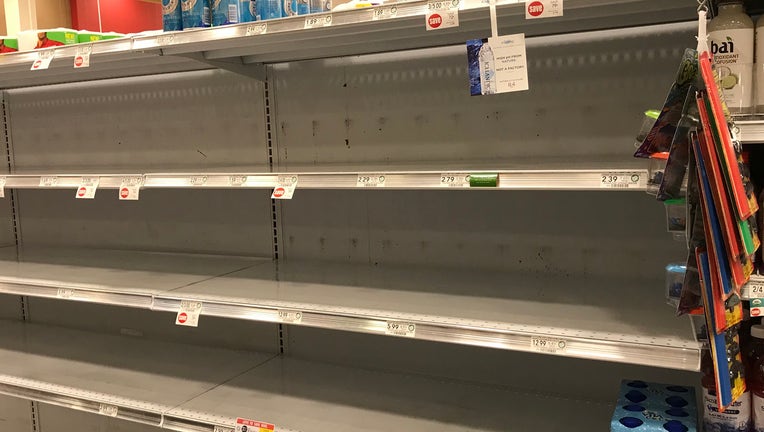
top-left (175, 52), bottom-right (266, 81)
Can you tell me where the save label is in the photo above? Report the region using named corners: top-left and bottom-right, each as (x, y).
top-left (600, 172), bottom-right (644, 189)
top-left (426, 0), bottom-right (459, 30)
top-left (76, 176), bottom-right (100, 199)
top-left (175, 300), bottom-right (202, 327)
top-left (119, 176), bottom-right (143, 201)
top-left (386, 321), bottom-right (416, 337)
top-left (271, 174), bottom-right (298, 200)
top-left (31, 50), bottom-right (54, 71)
top-left (530, 336), bottom-right (567, 353)
top-left (73, 45), bottom-right (92, 68)
top-left (236, 417), bottom-right (275, 432)
top-left (525, 0), bottom-right (562, 19)
top-left (751, 298), bottom-right (764, 317)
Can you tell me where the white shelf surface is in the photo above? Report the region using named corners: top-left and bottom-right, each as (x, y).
top-left (0, 0), bottom-right (696, 88)
top-left (0, 320), bottom-right (608, 432)
top-left (0, 168), bottom-right (649, 191)
top-left (0, 247), bottom-right (700, 371)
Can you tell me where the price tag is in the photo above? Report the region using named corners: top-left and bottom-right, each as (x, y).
top-left (304, 14), bottom-right (332, 29)
top-left (39, 176), bottom-right (59, 187)
top-left (229, 175), bottom-right (248, 186)
top-left (189, 175), bottom-right (208, 186)
top-left (752, 298), bottom-right (764, 317)
top-left (530, 336), bottom-right (567, 353)
top-left (525, 0), bottom-right (562, 19)
top-left (119, 176), bottom-right (143, 200)
top-left (426, 0), bottom-right (459, 30)
top-left (372, 5), bottom-right (398, 20)
top-left (157, 34), bottom-right (176, 45)
top-left (277, 310), bottom-right (303, 324)
top-left (31, 50), bottom-right (54, 71)
top-left (236, 417), bottom-right (275, 432)
top-left (743, 275), bottom-right (764, 299)
top-left (214, 426), bottom-right (234, 432)
top-left (175, 300), bottom-right (202, 327)
top-left (386, 321), bottom-right (416, 337)
top-left (246, 23), bottom-right (268, 35)
top-left (76, 176), bottom-right (100, 199)
top-left (0, 176), bottom-right (7, 198)
top-left (98, 404), bottom-right (118, 417)
top-left (600, 172), bottom-right (644, 189)
top-left (439, 173), bottom-right (470, 188)
top-left (357, 174), bottom-right (387, 188)
top-left (271, 174), bottom-right (298, 200)
top-left (56, 288), bottom-right (75, 299)
top-left (73, 45), bottom-right (92, 68)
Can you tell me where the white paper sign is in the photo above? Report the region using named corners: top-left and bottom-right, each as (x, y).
top-left (39, 176), bottom-right (58, 187)
top-left (229, 175), bottom-right (248, 186)
top-left (386, 321), bottom-right (416, 337)
top-left (0, 177), bottom-right (7, 198)
top-left (76, 176), bottom-right (100, 199)
top-left (600, 172), bottom-right (644, 189)
top-left (439, 173), bottom-right (470, 188)
top-left (98, 404), bottom-right (118, 417)
top-left (189, 175), bottom-right (208, 186)
top-left (175, 300), bottom-right (202, 327)
top-left (73, 45), bottom-right (92, 68)
top-left (31, 51), bottom-right (54, 71)
top-left (485, 34), bottom-right (529, 93)
top-left (305, 14), bottom-right (332, 29)
top-left (246, 23), bottom-right (268, 35)
top-left (525, 0), bottom-right (562, 19)
top-left (530, 336), bottom-right (567, 353)
top-left (357, 174), bottom-right (387, 188)
top-left (426, 0), bottom-right (459, 30)
top-left (214, 426), bottom-right (234, 432)
top-left (271, 175), bottom-right (298, 200)
top-left (119, 176), bottom-right (143, 200)
top-left (277, 310), bottom-right (303, 324)
top-left (372, 5), bottom-right (398, 20)
top-left (744, 275), bottom-right (764, 299)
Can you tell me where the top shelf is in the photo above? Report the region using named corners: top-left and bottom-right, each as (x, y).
top-left (0, 0), bottom-right (697, 89)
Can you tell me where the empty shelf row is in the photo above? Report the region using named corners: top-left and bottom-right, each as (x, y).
top-left (0, 169), bottom-right (648, 192)
top-left (0, 247), bottom-right (700, 370)
top-left (0, 320), bottom-right (609, 432)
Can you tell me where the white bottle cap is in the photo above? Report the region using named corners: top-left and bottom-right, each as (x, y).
top-left (751, 324), bottom-right (764, 339)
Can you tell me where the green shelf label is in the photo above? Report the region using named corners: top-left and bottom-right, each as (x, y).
top-left (469, 173), bottom-right (498, 188)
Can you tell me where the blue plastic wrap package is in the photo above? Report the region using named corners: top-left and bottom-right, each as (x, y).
top-left (212, 0), bottom-right (240, 25)
top-left (257, 0), bottom-right (282, 20)
top-left (162, 0), bottom-right (183, 31)
top-left (611, 380), bottom-right (697, 432)
top-left (181, 0), bottom-right (211, 28)
top-left (240, 0), bottom-right (257, 21)
top-left (295, 0), bottom-right (309, 15)
top-left (281, 0), bottom-right (297, 17)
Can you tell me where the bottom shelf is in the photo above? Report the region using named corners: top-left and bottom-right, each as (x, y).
top-left (0, 319), bottom-right (610, 432)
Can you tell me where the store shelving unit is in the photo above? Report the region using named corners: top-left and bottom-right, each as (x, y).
top-left (0, 0), bottom-right (704, 431)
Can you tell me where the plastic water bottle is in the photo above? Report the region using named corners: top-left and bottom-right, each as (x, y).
top-left (309, 0), bottom-right (330, 13)
top-left (478, 42), bottom-right (496, 95)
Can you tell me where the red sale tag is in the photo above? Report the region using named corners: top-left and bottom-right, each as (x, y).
top-left (236, 417), bottom-right (275, 432)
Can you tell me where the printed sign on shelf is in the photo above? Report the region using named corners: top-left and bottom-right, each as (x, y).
top-left (357, 174), bottom-right (387, 187)
top-left (246, 23), bottom-right (268, 35)
top-left (76, 176), bottom-right (100, 199)
top-left (439, 173), bottom-right (470, 188)
top-left (600, 172), bottom-right (644, 189)
top-left (372, 5), bottom-right (398, 20)
top-left (271, 175), bottom-right (298, 200)
top-left (743, 274), bottom-right (764, 299)
top-left (468, 34), bottom-right (528, 96)
top-left (235, 417), bottom-right (275, 432)
top-left (277, 310), bottom-right (303, 324)
top-left (39, 176), bottom-right (59, 187)
top-left (0, 176), bottom-right (6, 198)
top-left (98, 404), bottom-right (118, 417)
top-left (530, 336), bottom-right (567, 353)
top-left (426, 0), bottom-right (459, 30)
top-left (525, 0), bottom-right (562, 19)
top-left (31, 50), bottom-right (54, 71)
top-left (386, 321), bottom-right (416, 337)
top-left (73, 45), bottom-right (92, 68)
top-left (119, 176), bottom-right (143, 200)
top-left (305, 14), bottom-right (332, 29)
top-left (175, 300), bottom-right (203, 327)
